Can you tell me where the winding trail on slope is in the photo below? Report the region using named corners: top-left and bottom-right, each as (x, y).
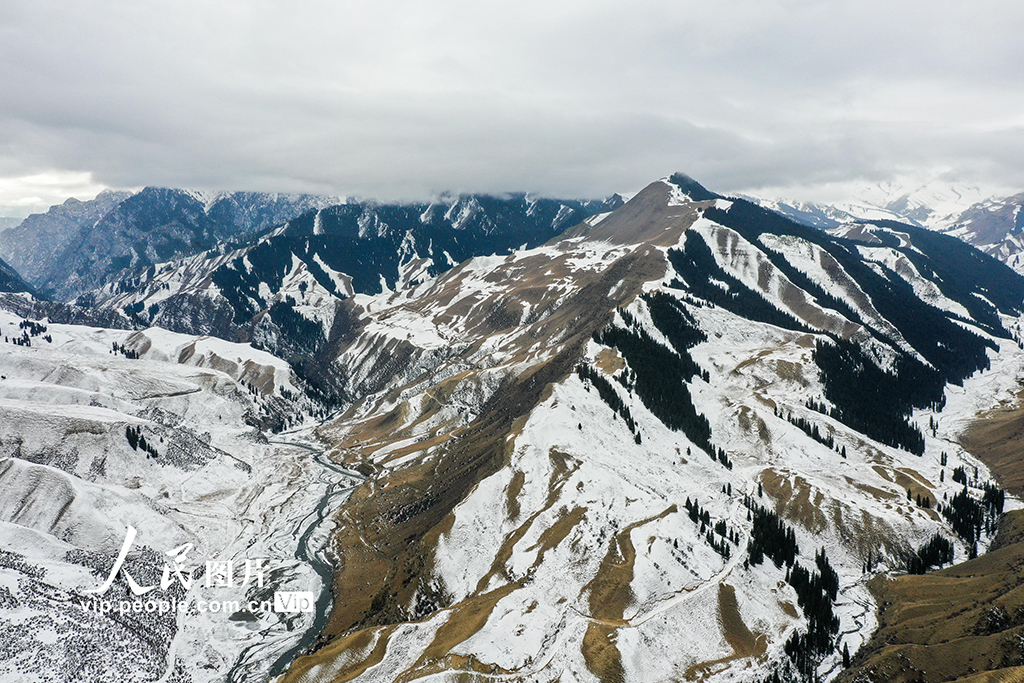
top-left (389, 501), bottom-right (750, 683)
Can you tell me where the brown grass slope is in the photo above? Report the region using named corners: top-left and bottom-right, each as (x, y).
top-left (960, 389), bottom-right (1024, 498)
top-left (837, 510), bottom-right (1024, 683)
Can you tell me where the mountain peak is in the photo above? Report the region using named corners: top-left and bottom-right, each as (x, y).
top-left (563, 176), bottom-right (713, 246)
top-left (667, 172), bottom-right (720, 202)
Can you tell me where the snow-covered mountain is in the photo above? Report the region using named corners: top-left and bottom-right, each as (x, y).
top-left (0, 189), bottom-right (133, 287)
top-left (744, 182), bottom-right (1024, 277)
top-left (3, 173), bottom-right (1024, 682)
top-left (839, 180), bottom-right (988, 229)
top-left (742, 181), bottom-right (989, 232)
top-left (85, 194), bottom-right (611, 402)
top-left (939, 192), bottom-right (1024, 274)
top-left (739, 197), bottom-right (902, 230)
top-left (272, 174), bottom-right (1024, 682)
top-left (2, 188), bottom-right (341, 301)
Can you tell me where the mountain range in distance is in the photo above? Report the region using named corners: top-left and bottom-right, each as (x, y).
top-left (4, 178), bottom-right (1024, 306)
top-left (0, 172), bottom-right (1024, 683)
top-left (741, 181), bottom-right (1024, 275)
top-left (0, 189), bottom-right (344, 301)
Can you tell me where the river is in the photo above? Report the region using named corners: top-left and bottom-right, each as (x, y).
top-left (225, 435), bottom-right (364, 683)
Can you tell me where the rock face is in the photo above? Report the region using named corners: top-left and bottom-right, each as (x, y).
top-left (0, 257), bottom-right (33, 295)
top-left (39, 189), bottom-right (342, 301)
top-left (0, 189), bottom-right (132, 287)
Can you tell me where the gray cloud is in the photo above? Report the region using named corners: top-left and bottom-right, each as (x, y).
top-left (2, 0), bottom-right (1023, 205)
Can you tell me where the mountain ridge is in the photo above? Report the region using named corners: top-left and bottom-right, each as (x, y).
top-left (80, 192), bottom-right (613, 402)
top-left (0, 189), bottom-right (133, 287)
top-left (265, 174), bottom-right (1024, 682)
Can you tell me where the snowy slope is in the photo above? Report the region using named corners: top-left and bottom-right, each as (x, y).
top-left (0, 309), bottom-right (360, 683)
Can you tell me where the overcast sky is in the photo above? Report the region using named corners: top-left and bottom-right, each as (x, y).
top-left (1, 0), bottom-right (1023, 213)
